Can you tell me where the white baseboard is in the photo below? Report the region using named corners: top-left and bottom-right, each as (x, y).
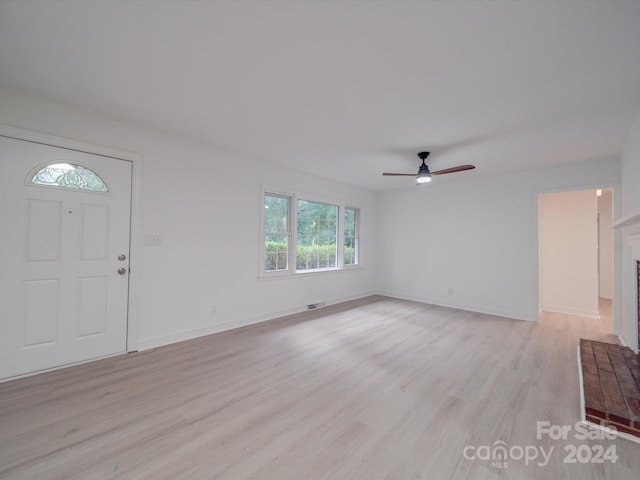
top-left (137, 290), bottom-right (376, 351)
top-left (375, 290), bottom-right (536, 322)
top-left (540, 304), bottom-right (600, 319)
top-left (140, 291), bottom-right (608, 351)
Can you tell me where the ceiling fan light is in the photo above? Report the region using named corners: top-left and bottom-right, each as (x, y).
top-left (416, 174), bottom-right (431, 184)
top-left (416, 162), bottom-right (431, 184)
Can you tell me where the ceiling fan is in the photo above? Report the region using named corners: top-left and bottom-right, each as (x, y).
top-left (383, 152), bottom-right (475, 184)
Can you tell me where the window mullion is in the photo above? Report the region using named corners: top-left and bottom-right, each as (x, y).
top-left (337, 205), bottom-right (345, 268)
top-left (290, 193), bottom-right (298, 273)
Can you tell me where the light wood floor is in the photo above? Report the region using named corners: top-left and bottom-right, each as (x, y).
top-left (1, 296), bottom-right (638, 479)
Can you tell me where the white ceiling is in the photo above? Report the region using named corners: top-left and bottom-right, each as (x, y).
top-left (1, 1), bottom-right (639, 191)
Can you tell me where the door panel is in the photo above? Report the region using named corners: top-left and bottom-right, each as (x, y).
top-left (78, 276), bottom-right (108, 337)
top-left (26, 199), bottom-right (62, 261)
top-left (0, 136), bottom-right (132, 380)
top-left (24, 279), bottom-right (59, 346)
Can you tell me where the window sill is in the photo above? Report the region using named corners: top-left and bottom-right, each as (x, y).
top-left (258, 265), bottom-right (364, 282)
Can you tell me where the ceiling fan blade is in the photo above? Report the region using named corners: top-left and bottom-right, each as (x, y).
top-left (382, 172), bottom-right (417, 176)
top-left (430, 164), bottom-right (475, 176)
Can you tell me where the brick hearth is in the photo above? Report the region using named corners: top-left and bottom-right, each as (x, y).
top-left (580, 339), bottom-right (640, 437)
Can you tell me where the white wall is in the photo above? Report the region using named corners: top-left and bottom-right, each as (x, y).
top-left (0, 89), bottom-right (377, 350)
top-left (598, 189), bottom-right (614, 299)
top-left (621, 114), bottom-right (640, 215)
top-left (620, 112), bottom-right (640, 350)
top-left (0, 86), bottom-right (630, 354)
top-left (539, 190), bottom-right (598, 317)
top-left (375, 159), bottom-right (620, 321)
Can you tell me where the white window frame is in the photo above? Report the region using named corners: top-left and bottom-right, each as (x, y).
top-left (259, 186), bottom-right (362, 278)
top-left (343, 206), bottom-right (360, 267)
top-left (262, 192), bottom-right (292, 273)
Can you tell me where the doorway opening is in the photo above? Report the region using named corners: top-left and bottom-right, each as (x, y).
top-left (538, 188), bottom-right (614, 321)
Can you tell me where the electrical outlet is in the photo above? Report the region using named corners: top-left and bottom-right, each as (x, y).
top-left (144, 234), bottom-right (163, 246)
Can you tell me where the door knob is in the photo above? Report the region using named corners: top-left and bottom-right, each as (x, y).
top-left (117, 267), bottom-right (127, 275)
top-left (118, 254), bottom-right (127, 261)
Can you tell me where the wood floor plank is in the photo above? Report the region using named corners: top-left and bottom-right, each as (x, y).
top-left (1, 295), bottom-right (638, 479)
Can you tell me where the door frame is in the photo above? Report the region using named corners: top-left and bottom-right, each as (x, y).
top-left (0, 123), bottom-right (142, 352)
top-left (534, 182), bottom-right (622, 336)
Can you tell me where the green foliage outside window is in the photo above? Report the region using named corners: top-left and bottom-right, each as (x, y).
top-left (264, 241), bottom-right (355, 271)
top-left (296, 200), bottom-right (338, 270)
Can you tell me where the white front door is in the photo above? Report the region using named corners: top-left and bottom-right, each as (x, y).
top-left (0, 136), bottom-right (132, 380)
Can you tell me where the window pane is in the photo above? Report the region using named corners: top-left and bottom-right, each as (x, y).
top-left (264, 195), bottom-right (289, 233)
top-left (296, 200), bottom-right (338, 270)
top-left (264, 194), bottom-right (290, 271)
top-left (30, 163), bottom-right (108, 192)
top-left (344, 208), bottom-right (356, 236)
top-left (344, 207), bottom-right (359, 266)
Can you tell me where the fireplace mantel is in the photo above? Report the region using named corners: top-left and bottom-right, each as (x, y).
top-left (612, 208), bottom-right (640, 354)
top-left (612, 208), bottom-right (640, 261)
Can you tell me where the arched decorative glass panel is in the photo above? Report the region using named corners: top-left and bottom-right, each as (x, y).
top-left (30, 163), bottom-right (108, 192)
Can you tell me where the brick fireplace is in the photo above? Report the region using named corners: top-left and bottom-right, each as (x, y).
top-left (579, 209), bottom-right (640, 440)
top-left (580, 339), bottom-right (640, 437)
